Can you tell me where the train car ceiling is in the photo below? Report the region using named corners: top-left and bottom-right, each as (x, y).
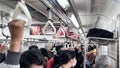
top-left (50, 0), bottom-right (120, 37)
top-left (67, 0), bottom-right (120, 35)
top-left (1, 0), bottom-right (120, 40)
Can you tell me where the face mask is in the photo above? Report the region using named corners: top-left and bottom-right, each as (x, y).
top-left (72, 58), bottom-right (77, 67)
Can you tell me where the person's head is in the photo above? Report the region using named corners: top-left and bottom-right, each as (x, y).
top-left (93, 45), bottom-right (96, 49)
top-left (29, 45), bottom-right (38, 50)
top-left (55, 45), bottom-right (63, 52)
top-left (95, 55), bottom-right (111, 68)
top-left (53, 50), bottom-right (76, 68)
top-left (52, 45), bottom-right (64, 55)
top-left (81, 45), bottom-right (84, 51)
top-left (88, 45), bottom-right (94, 51)
top-left (91, 46), bottom-right (94, 50)
top-left (20, 50), bottom-right (46, 68)
top-left (40, 48), bottom-right (48, 58)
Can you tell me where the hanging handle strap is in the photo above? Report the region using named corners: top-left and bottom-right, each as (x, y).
top-left (42, 9), bottom-right (56, 34)
top-left (55, 24), bottom-right (65, 38)
top-left (12, 0), bottom-right (32, 26)
top-left (54, 21), bottom-right (65, 38)
top-left (42, 20), bottom-right (56, 34)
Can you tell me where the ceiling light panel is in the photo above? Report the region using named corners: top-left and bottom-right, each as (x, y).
top-left (56, 0), bottom-right (70, 9)
top-left (69, 14), bottom-right (80, 28)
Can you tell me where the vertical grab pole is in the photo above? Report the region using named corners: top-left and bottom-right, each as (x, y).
top-left (48, 9), bottom-right (52, 20)
top-left (117, 15), bottom-right (120, 68)
top-left (84, 38), bottom-right (88, 68)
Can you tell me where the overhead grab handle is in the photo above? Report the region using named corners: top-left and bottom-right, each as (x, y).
top-left (12, 0), bottom-right (32, 26)
top-left (55, 21), bottom-right (65, 38)
top-left (42, 20), bottom-right (56, 34)
top-left (42, 9), bottom-right (56, 34)
top-left (56, 27), bottom-right (65, 37)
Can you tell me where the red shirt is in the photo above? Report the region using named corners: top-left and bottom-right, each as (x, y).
top-left (46, 57), bottom-right (54, 68)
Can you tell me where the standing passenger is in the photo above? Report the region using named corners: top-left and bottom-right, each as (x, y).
top-left (20, 50), bottom-right (46, 68)
top-left (0, 19), bottom-right (46, 68)
top-left (95, 55), bottom-right (111, 68)
top-left (53, 50), bottom-right (77, 68)
top-left (0, 19), bottom-right (25, 68)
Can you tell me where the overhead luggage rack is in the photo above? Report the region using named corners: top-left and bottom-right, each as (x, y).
top-left (87, 28), bottom-right (114, 39)
top-left (86, 36), bottom-right (118, 68)
top-left (88, 37), bottom-right (117, 45)
top-left (88, 37), bottom-right (117, 41)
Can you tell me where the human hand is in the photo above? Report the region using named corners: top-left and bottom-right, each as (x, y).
top-left (8, 19), bottom-right (25, 52)
top-left (0, 46), bottom-right (8, 54)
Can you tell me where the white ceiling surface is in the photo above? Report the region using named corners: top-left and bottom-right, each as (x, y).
top-left (72, 0), bottom-right (120, 33)
top-left (26, 0), bottom-right (47, 16)
top-left (26, 0), bottom-right (59, 21)
top-left (1, 0), bottom-right (120, 34)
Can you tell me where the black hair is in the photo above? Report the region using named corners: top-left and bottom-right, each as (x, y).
top-left (93, 45), bottom-right (96, 49)
top-left (20, 50), bottom-right (46, 68)
top-left (53, 50), bottom-right (76, 68)
top-left (81, 45), bottom-right (84, 47)
top-left (88, 45), bottom-right (94, 51)
top-left (81, 45), bottom-right (84, 51)
top-left (91, 46), bottom-right (94, 50)
top-left (55, 45), bottom-right (63, 52)
top-left (40, 48), bottom-right (49, 58)
top-left (88, 45), bottom-right (92, 52)
top-left (75, 52), bottom-right (84, 68)
top-left (28, 45), bottom-right (38, 50)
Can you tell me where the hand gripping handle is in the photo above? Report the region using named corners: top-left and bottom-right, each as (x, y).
top-left (12, 1), bottom-right (32, 26)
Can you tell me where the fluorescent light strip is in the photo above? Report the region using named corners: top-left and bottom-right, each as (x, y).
top-left (57, 0), bottom-right (70, 8)
top-left (78, 29), bottom-right (86, 40)
top-left (79, 29), bottom-right (83, 34)
top-left (70, 14), bottom-right (80, 28)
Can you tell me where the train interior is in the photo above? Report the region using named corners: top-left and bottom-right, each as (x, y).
top-left (0, 0), bottom-right (120, 68)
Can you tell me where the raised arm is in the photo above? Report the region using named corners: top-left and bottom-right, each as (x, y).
top-left (8, 19), bottom-right (25, 52)
top-left (0, 19), bottom-right (25, 68)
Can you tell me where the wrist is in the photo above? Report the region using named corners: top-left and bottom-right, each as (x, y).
top-left (11, 39), bottom-right (21, 44)
top-left (9, 41), bottom-right (21, 52)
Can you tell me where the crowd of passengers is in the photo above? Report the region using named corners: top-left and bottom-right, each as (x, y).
top-left (0, 19), bottom-right (111, 68)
